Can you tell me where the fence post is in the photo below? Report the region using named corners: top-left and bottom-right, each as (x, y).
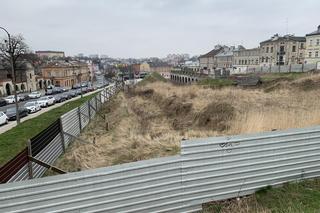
top-left (95, 96), bottom-right (98, 112)
top-left (77, 106), bottom-right (82, 131)
top-left (88, 101), bottom-right (91, 121)
top-left (26, 139), bottom-right (33, 179)
top-left (59, 118), bottom-right (66, 153)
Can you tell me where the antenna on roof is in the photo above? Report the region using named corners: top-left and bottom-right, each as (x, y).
top-left (286, 18), bottom-right (289, 35)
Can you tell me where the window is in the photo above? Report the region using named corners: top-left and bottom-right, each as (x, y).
top-left (310, 40), bottom-right (313, 46)
top-left (266, 57), bottom-right (269, 63)
top-left (300, 43), bottom-right (304, 49)
top-left (261, 57), bottom-right (265, 62)
top-left (309, 52), bottom-right (312, 58)
top-left (266, 47), bottom-right (269, 53)
top-left (270, 47), bottom-right (273, 53)
top-left (317, 39), bottom-right (320, 46)
top-left (292, 46), bottom-right (296, 52)
top-left (316, 52), bottom-right (319, 58)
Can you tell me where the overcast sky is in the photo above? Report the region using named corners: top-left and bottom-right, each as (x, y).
top-left (0, 0), bottom-right (319, 58)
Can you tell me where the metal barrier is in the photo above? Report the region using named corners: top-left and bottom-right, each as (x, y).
top-left (1, 125), bottom-right (320, 212)
top-left (0, 83), bottom-right (121, 184)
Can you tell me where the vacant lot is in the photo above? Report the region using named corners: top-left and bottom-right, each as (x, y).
top-left (54, 72), bottom-right (320, 171)
top-left (52, 73), bottom-right (320, 212)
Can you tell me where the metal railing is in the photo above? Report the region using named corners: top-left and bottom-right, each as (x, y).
top-left (0, 82), bottom-right (122, 184)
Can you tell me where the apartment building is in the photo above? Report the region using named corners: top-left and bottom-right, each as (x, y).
top-left (233, 48), bottom-right (261, 73)
top-left (41, 61), bottom-right (90, 88)
top-left (260, 34), bottom-right (306, 66)
top-left (305, 25), bottom-right (320, 64)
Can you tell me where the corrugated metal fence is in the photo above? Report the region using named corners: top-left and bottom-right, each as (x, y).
top-left (1, 125), bottom-right (320, 212)
top-left (0, 83), bottom-right (121, 184)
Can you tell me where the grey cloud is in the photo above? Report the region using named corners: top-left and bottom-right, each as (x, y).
top-left (0, 0), bottom-right (319, 57)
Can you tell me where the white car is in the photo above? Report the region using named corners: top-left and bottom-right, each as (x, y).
top-left (28, 91), bottom-right (42, 99)
top-left (24, 101), bottom-right (41, 113)
top-left (37, 96), bottom-right (55, 107)
top-left (0, 111), bottom-right (8, 125)
top-left (4, 95), bottom-right (20, 104)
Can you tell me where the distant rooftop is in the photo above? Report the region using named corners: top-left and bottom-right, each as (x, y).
top-left (306, 25), bottom-right (320, 36)
top-left (260, 34), bottom-right (306, 44)
top-left (199, 45), bottom-right (224, 59)
top-left (35, 50), bottom-right (65, 54)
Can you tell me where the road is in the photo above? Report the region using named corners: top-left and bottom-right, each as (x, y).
top-left (0, 86), bottom-right (109, 135)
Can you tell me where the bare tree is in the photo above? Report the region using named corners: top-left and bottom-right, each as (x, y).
top-left (0, 31), bottom-right (29, 125)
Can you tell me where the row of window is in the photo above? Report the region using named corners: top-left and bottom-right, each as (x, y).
top-left (237, 59), bottom-right (259, 65)
top-left (309, 39), bottom-right (320, 46)
top-left (263, 43), bottom-right (304, 53)
top-left (308, 51), bottom-right (319, 58)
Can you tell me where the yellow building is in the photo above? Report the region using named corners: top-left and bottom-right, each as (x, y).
top-left (35, 51), bottom-right (65, 59)
top-left (139, 62), bottom-right (151, 72)
top-left (41, 61), bottom-right (90, 88)
top-left (305, 25), bottom-right (320, 64)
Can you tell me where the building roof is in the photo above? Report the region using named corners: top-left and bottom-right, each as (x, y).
top-left (260, 34), bottom-right (306, 44)
top-left (199, 46), bottom-right (224, 59)
top-left (41, 60), bottom-right (87, 68)
top-left (216, 45), bottom-right (245, 57)
top-left (306, 25), bottom-right (320, 36)
top-left (148, 62), bottom-right (171, 68)
top-left (35, 51), bottom-right (65, 54)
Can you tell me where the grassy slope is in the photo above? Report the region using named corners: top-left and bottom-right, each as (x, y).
top-left (197, 78), bottom-right (235, 88)
top-left (137, 72), bottom-right (167, 86)
top-left (0, 93), bottom-right (96, 166)
top-left (259, 72), bottom-right (307, 83)
top-left (202, 179), bottom-right (320, 213)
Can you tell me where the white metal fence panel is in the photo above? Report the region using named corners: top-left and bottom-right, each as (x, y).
top-left (181, 125), bottom-right (320, 206)
top-left (89, 98), bottom-right (96, 119)
top-left (32, 134), bottom-right (64, 178)
top-left (7, 165), bottom-right (29, 183)
top-left (79, 102), bottom-right (90, 129)
top-left (61, 108), bottom-right (80, 146)
top-left (0, 156), bottom-right (201, 213)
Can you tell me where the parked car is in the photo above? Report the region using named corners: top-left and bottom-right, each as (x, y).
top-left (61, 87), bottom-right (69, 92)
top-left (0, 99), bottom-right (7, 107)
top-left (62, 93), bottom-right (71, 100)
top-left (53, 87), bottom-right (63, 94)
top-left (0, 111), bottom-right (8, 125)
top-left (54, 95), bottom-right (66, 103)
top-left (37, 96), bottom-right (55, 107)
top-left (87, 86), bottom-right (95, 92)
top-left (18, 94), bottom-right (29, 101)
top-left (75, 89), bottom-right (82, 96)
top-left (5, 107), bottom-right (28, 121)
top-left (24, 101), bottom-right (41, 113)
top-left (67, 91), bottom-right (77, 98)
top-left (28, 91), bottom-right (42, 99)
top-left (4, 95), bottom-right (20, 104)
top-left (72, 84), bottom-right (80, 89)
top-left (45, 89), bottom-right (54, 95)
top-left (81, 87), bottom-right (89, 93)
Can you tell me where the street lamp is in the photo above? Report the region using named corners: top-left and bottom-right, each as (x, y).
top-left (0, 26), bottom-right (21, 124)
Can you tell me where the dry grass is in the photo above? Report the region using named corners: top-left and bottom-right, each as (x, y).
top-left (54, 73), bottom-right (320, 173)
